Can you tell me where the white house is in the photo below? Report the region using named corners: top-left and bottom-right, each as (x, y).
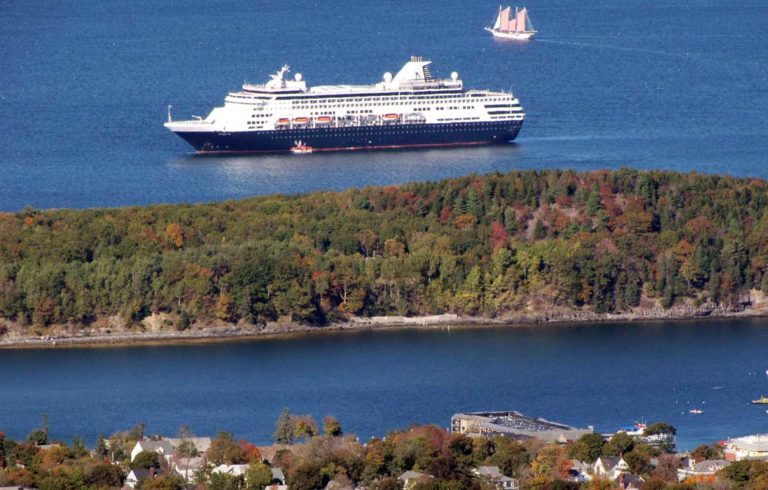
top-left (130, 436), bottom-right (212, 462)
top-left (130, 440), bottom-right (175, 462)
top-left (593, 456), bottom-right (629, 480)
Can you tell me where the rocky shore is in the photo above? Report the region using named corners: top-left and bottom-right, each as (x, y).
top-left (2, 292), bottom-right (767, 349)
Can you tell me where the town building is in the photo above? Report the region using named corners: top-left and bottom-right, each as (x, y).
top-left (129, 436), bottom-right (211, 462)
top-left (593, 456), bottom-right (629, 480)
top-left (399, 470), bottom-right (433, 489)
top-left (125, 468), bottom-right (163, 488)
top-left (473, 466), bottom-right (520, 489)
top-left (566, 460), bottom-right (593, 482)
top-left (211, 464), bottom-right (249, 477)
top-left (170, 455), bottom-right (205, 484)
top-left (451, 411), bottom-right (593, 442)
top-left (677, 459), bottom-right (730, 483)
top-left (724, 434), bottom-right (768, 461)
top-left (130, 440), bottom-right (175, 462)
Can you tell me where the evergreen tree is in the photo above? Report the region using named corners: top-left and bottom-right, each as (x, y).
top-left (95, 433), bottom-right (108, 458)
top-left (273, 408), bottom-right (296, 445)
top-left (0, 432), bottom-right (6, 468)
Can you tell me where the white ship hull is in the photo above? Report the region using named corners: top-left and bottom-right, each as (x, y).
top-left (485, 27), bottom-right (536, 40)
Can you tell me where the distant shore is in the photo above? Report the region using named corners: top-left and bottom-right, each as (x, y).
top-left (2, 302), bottom-right (766, 350)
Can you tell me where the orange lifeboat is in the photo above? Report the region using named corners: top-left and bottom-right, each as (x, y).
top-left (316, 116), bottom-right (333, 124)
top-left (382, 113), bottom-right (400, 121)
top-left (293, 117), bottom-right (309, 124)
top-left (276, 118), bottom-right (290, 125)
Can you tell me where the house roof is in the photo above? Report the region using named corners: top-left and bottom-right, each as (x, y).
top-left (323, 481), bottom-right (355, 490)
top-left (693, 459), bottom-right (730, 473)
top-left (569, 459), bottom-right (591, 471)
top-left (596, 456), bottom-right (621, 471)
top-left (212, 464), bottom-right (249, 476)
top-left (172, 456), bottom-right (205, 471)
top-left (399, 470), bottom-right (432, 481)
top-left (475, 466), bottom-right (503, 477)
top-left (136, 440), bottom-right (175, 455)
top-left (617, 473), bottom-right (643, 489)
top-left (271, 467), bottom-right (286, 482)
top-left (167, 437), bottom-right (212, 454)
top-left (127, 468), bottom-right (163, 481)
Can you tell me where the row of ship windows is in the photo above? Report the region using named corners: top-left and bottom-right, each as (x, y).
top-left (437, 117), bottom-right (481, 121)
top-left (286, 95), bottom-right (507, 103)
top-left (242, 121), bottom-right (513, 131)
top-left (279, 97), bottom-right (511, 106)
top-left (263, 127), bottom-right (502, 135)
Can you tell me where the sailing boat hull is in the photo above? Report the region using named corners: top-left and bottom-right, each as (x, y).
top-left (485, 27), bottom-right (536, 40)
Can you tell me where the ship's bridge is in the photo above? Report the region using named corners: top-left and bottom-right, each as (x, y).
top-left (239, 57), bottom-right (462, 97)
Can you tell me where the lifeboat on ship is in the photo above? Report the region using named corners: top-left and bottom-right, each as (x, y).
top-left (405, 113), bottom-right (426, 123)
top-left (316, 116), bottom-right (333, 125)
top-left (293, 117), bottom-right (309, 125)
top-left (275, 118), bottom-right (290, 127)
top-left (382, 113), bottom-right (400, 123)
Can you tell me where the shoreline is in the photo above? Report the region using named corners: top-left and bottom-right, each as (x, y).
top-left (2, 304), bottom-right (766, 350)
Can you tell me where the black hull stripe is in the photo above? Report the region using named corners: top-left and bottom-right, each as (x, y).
top-left (172, 120), bottom-right (524, 154)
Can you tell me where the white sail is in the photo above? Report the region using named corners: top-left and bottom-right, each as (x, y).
top-left (493, 7), bottom-right (501, 29)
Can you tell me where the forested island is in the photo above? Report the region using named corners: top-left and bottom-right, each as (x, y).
top-left (2, 169), bottom-right (768, 345)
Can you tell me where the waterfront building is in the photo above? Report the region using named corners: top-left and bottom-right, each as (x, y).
top-left (451, 411), bottom-right (593, 442)
top-left (724, 434), bottom-right (768, 461)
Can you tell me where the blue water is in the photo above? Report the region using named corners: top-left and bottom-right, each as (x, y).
top-left (1, 320), bottom-right (768, 450)
top-left (1, 0), bottom-right (766, 210)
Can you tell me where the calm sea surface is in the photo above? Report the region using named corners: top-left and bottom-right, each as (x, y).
top-left (2, 320), bottom-right (768, 449)
top-left (0, 0), bottom-right (766, 210)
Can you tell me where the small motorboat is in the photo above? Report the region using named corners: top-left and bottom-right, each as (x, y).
top-left (290, 140), bottom-right (313, 154)
top-left (689, 409), bottom-right (703, 414)
top-left (752, 396), bottom-right (768, 404)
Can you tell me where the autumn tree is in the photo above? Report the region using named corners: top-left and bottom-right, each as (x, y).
top-left (207, 432), bottom-right (246, 465)
top-left (130, 451), bottom-right (161, 470)
top-left (245, 461), bottom-right (273, 490)
top-left (294, 416), bottom-right (318, 442)
top-left (567, 433), bottom-right (606, 463)
top-left (323, 416), bottom-right (343, 437)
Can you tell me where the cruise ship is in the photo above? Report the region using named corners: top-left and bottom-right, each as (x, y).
top-left (164, 57), bottom-right (525, 153)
